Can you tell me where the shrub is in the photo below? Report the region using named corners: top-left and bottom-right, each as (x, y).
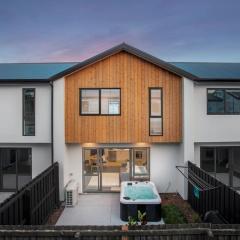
top-left (162, 205), bottom-right (187, 224)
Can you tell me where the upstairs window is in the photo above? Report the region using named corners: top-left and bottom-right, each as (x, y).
top-left (149, 88), bottom-right (163, 136)
top-left (207, 89), bottom-right (240, 114)
top-left (23, 88), bottom-right (35, 136)
top-left (80, 88), bottom-right (120, 115)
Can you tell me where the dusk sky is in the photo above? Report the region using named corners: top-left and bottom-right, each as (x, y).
top-left (1, 0), bottom-right (240, 63)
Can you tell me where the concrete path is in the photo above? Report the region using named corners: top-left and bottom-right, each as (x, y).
top-left (56, 193), bottom-right (163, 225)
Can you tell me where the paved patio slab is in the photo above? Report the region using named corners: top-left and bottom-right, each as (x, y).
top-left (56, 193), bottom-right (163, 225)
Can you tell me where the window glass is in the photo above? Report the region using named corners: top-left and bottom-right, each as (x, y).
top-left (81, 89), bottom-right (99, 114)
top-left (207, 89), bottom-right (224, 113)
top-left (150, 89), bottom-right (161, 116)
top-left (0, 149), bottom-right (17, 190)
top-left (101, 89), bottom-right (120, 114)
top-left (17, 149), bottom-right (32, 190)
top-left (150, 118), bottom-right (162, 135)
top-left (133, 149), bottom-right (149, 177)
top-left (225, 89), bottom-right (240, 113)
top-left (23, 89), bottom-right (35, 136)
top-left (200, 147), bottom-right (215, 172)
top-left (0, 148), bottom-right (32, 191)
top-left (216, 148), bottom-right (229, 173)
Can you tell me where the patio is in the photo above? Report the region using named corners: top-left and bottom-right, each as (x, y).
top-left (56, 193), bottom-right (164, 225)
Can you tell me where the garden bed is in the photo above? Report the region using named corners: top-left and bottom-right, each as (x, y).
top-left (161, 193), bottom-right (201, 223)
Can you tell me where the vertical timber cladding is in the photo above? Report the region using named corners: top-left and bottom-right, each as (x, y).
top-left (65, 51), bottom-right (182, 143)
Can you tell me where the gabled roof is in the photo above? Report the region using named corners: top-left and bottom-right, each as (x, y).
top-left (49, 43), bottom-right (197, 80)
top-left (170, 62), bottom-right (240, 81)
top-left (0, 43), bottom-right (240, 83)
top-left (0, 62), bottom-right (77, 82)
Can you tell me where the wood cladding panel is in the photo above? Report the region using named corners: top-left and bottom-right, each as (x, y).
top-left (65, 51), bottom-right (182, 143)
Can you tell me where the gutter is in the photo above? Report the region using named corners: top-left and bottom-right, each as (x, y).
top-left (50, 81), bottom-right (54, 165)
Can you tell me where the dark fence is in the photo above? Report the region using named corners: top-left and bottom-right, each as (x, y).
top-left (0, 224), bottom-right (240, 239)
top-left (0, 162), bottom-right (59, 225)
top-left (188, 161), bottom-right (240, 223)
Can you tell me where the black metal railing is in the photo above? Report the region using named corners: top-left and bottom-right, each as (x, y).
top-left (188, 161), bottom-right (240, 223)
top-left (0, 162), bottom-right (59, 225)
top-left (0, 224), bottom-right (240, 239)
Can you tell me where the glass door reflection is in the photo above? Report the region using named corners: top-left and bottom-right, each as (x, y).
top-left (83, 149), bottom-right (100, 191)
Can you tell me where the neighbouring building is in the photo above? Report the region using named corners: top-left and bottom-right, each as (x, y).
top-left (0, 43), bottom-right (239, 200)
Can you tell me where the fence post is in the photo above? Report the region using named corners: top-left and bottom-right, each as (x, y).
top-left (24, 188), bottom-right (32, 225)
top-left (54, 163), bottom-right (60, 208)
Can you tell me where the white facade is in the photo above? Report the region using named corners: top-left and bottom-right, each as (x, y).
top-left (1, 75), bottom-right (240, 202)
top-left (193, 82), bottom-right (240, 143)
top-left (0, 83), bottom-right (52, 190)
top-left (0, 84), bottom-right (51, 143)
top-left (176, 78), bottom-right (240, 199)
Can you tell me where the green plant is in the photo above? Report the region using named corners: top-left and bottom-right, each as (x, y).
top-left (191, 212), bottom-right (201, 223)
top-left (162, 205), bottom-right (187, 224)
top-left (127, 216), bottom-right (137, 227)
top-left (138, 210), bottom-right (147, 225)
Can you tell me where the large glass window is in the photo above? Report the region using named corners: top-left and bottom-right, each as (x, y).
top-left (23, 88), bottom-right (35, 136)
top-left (0, 148), bottom-right (32, 191)
top-left (101, 89), bottom-right (120, 114)
top-left (133, 148), bottom-right (150, 179)
top-left (200, 147), bottom-right (240, 188)
top-left (80, 89), bottom-right (100, 115)
top-left (225, 89), bottom-right (240, 113)
top-left (207, 89), bottom-right (240, 114)
top-left (82, 147), bottom-right (149, 192)
top-left (149, 88), bottom-right (162, 135)
top-left (80, 88), bottom-right (120, 115)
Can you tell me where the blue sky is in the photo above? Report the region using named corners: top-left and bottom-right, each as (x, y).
top-left (1, 0), bottom-right (240, 62)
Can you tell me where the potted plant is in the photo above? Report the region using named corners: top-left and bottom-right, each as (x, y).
top-left (138, 210), bottom-right (147, 225)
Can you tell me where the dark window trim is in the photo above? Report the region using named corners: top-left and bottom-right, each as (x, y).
top-left (22, 88), bottom-right (35, 136)
top-left (207, 88), bottom-right (240, 115)
top-left (149, 87), bottom-right (163, 136)
top-left (79, 88), bottom-right (121, 116)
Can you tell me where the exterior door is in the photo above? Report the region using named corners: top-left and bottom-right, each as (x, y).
top-left (83, 147), bottom-right (150, 192)
top-left (83, 148), bottom-right (101, 191)
top-left (100, 148), bottom-right (131, 192)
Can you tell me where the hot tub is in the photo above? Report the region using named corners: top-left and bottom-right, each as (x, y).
top-left (120, 181), bottom-right (161, 221)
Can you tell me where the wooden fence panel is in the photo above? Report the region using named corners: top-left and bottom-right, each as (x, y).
top-left (0, 162), bottom-right (59, 225)
top-left (188, 161), bottom-right (240, 224)
top-left (0, 224), bottom-right (239, 239)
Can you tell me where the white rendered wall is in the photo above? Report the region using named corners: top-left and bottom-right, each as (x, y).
top-left (194, 83), bottom-right (240, 143)
top-left (150, 144), bottom-right (180, 193)
top-left (178, 78), bottom-right (195, 199)
top-left (60, 143), bottom-right (181, 195)
top-left (0, 84), bottom-right (51, 143)
top-left (0, 143), bottom-right (51, 178)
top-left (53, 78), bottom-right (71, 200)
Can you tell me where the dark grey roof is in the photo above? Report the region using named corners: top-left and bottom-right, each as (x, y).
top-left (0, 43), bottom-right (240, 83)
top-left (0, 63), bottom-right (77, 82)
top-left (170, 62), bottom-right (240, 81)
top-left (50, 43), bottom-right (197, 80)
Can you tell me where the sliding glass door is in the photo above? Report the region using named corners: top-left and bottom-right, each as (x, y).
top-left (200, 146), bottom-right (240, 189)
top-left (0, 148), bottom-right (32, 191)
top-left (83, 149), bottom-right (100, 191)
top-left (101, 148), bottom-right (131, 192)
top-left (83, 147), bottom-right (150, 192)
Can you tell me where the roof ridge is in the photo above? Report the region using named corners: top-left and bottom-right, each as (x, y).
top-left (170, 61), bottom-right (240, 64)
top-left (0, 62), bottom-right (79, 64)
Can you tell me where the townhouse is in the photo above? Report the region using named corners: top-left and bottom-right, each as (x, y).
top-left (0, 43), bottom-right (239, 200)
